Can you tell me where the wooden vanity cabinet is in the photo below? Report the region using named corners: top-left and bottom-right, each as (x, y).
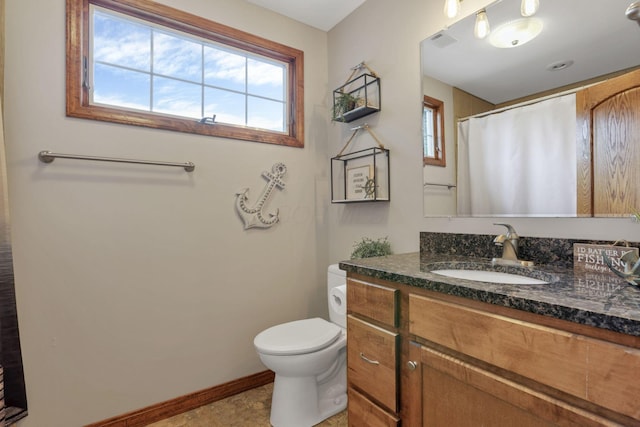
top-left (346, 273), bottom-right (640, 427)
top-left (411, 294), bottom-right (640, 426)
top-left (346, 278), bottom-right (400, 426)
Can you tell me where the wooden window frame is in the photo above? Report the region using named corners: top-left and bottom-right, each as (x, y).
top-left (423, 95), bottom-right (446, 167)
top-left (66, 0), bottom-right (304, 147)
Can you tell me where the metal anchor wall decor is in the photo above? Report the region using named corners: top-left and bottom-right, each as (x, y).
top-left (235, 163), bottom-right (287, 230)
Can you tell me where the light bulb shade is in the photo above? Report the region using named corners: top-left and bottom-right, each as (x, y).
top-left (627, 1), bottom-right (640, 22)
top-left (489, 18), bottom-right (543, 48)
top-left (444, 0), bottom-right (461, 19)
top-left (474, 10), bottom-right (491, 39)
top-left (521, 0), bottom-right (539, 17)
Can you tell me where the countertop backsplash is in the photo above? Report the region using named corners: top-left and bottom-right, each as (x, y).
top-left (419, 231), bottom-right (640, 268)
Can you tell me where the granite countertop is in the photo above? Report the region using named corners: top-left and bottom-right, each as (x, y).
top-left (339, 252), bottom-right (640, 337)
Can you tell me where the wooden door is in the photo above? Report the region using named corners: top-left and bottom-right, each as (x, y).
top-left (576, 68), bottom-right (640, 216)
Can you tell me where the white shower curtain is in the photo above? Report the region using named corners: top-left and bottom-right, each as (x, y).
top-left (457, 94), bottom-right (577, 217)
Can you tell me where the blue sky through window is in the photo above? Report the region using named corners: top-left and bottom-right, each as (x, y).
top-left (90, 6), bottom-right (287, 132)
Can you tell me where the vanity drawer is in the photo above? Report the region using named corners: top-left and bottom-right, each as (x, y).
top-left (347, 278), bottom-right (399, 327)
top-left (347, 315), bottom-right (399, 412)
top-left (409, 294), bottom-right (640, 420)
top-left (410, 294), bottom-right (588, 399)
top-left (348, 388), bottom-right (400, 427)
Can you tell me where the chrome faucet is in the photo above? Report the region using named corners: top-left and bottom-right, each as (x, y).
top-left (492, 223), bottom-right (533, 267)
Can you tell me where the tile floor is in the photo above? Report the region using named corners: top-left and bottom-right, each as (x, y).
top-left (146, 382), bottom-right (347, 427)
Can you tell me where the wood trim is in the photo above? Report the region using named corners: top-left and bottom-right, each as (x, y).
top-left (575, 84), bottom-right (593, 216)
top-left (66, 0), bottom-right (304, 148)
top-left (84, 370), bottom-right (275, 427)
top-left (422, 95), bottom-right (446, 167)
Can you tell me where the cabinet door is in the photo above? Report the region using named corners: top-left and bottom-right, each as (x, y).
top-left (419, 345), bottom-right (623, 427)
top-left (576, 67), bottom-right (640, 216)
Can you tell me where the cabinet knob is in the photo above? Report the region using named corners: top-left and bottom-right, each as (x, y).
top-left (407, 360), bottom-right (418, 371)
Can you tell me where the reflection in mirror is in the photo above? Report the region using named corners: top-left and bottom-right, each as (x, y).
top-left (421, 0), bottom-right (640, 217)
top-left (422, 95), bottom-right (446, 167)
top-left (456, 94), bottom-right (577, 217)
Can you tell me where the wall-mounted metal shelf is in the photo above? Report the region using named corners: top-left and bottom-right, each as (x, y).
top-left (331, 147), bottom-right (390, 203)
top-left (332, 63), bottom-right (381, 123)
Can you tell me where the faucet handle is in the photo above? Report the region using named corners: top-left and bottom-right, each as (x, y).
top-left (493, 234), bottom-right (506, 245)
top-left (493, 223), bottom-right (518, 239)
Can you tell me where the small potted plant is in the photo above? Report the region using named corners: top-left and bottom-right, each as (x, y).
top-left (350, 237), bottom-right (392, 259)
top-left (332, 92), bottom-right (362, 121)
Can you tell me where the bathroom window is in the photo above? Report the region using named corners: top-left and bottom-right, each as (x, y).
top-left (423, 95), bottom-right (446, 167)
top-left (67, 0), bottom-right (304, 147)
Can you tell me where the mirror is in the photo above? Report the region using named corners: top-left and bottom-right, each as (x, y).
top-left (422, 0), bottom-right (640, 217)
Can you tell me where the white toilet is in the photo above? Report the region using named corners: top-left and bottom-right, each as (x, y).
top-left (253, 264), bottom-right (347, 427)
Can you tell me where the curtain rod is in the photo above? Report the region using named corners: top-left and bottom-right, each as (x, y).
top-left (457, 80), bottom-right (602, 122)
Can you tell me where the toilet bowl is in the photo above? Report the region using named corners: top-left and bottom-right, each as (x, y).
top-left (253, 264), bottom-right (347, 427)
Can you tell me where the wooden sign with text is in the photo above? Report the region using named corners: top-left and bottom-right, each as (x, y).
top-left (573, 243), bottom-right (637, 274)
top-left (573, 244), bottom-right (638, 294)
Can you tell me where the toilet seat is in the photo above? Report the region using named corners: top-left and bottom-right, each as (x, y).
top-left (254, 317), bottom-right (342, 356)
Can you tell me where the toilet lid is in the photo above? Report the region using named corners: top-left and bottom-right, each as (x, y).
top-left (254, 318), bottom-right (342, 356)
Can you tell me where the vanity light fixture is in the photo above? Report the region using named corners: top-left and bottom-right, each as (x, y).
top-left (474, 9), bottom-right (491, 39)
top-left (488, 18), bottom-right (543, 48)
top-left (444, 0), bottom-right (461, 19)
top-left (521, 0), bottom-right (539, 17)
top-left (627, 1), bottom-right (640, 25)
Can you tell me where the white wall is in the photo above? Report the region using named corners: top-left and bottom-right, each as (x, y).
top-left (327, 0), bottom-right (640, 262)
top-left (5, 1), bottom-right (329, 425)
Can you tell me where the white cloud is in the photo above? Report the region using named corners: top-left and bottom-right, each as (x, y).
top-left (248, 59), bottom-right (284, 86)
top-left (153, 32), bottom-right (202, 81)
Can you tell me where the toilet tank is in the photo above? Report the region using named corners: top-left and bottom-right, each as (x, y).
top-left (327, 264), bottom-right (347, 328)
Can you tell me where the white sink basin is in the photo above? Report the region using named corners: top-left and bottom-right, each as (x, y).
top-left (430, 269), bottom-right (549, 285)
